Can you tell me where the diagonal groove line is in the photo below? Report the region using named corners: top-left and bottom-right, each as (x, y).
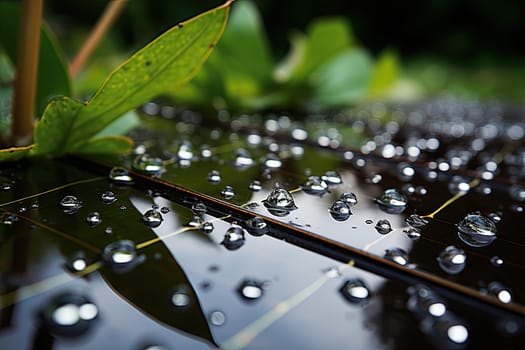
top-left (73, 156), bottom-right (525, 319)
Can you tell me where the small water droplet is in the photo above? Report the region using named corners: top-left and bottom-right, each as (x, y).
top-left (191, 202), bottom-right (207, 215)
top-left (490, 256), bottom-right (503, 267)
top-left (221, 224), bottom-right (245, 250)
top-left (237, 279), bottom-right (264, 301)
top-left (404, 226), bottom-right (421, 240)
top-left (201, 221), bottom-right (214, 234)
top-left (509, 185), bottom-right (525, 202)
top-left (220, 185), bottom-right (235, 199)
top-left (337, 192), bottom-right (357, 207)
top-left (329, 200), bottom-right (352, 221)
top-left (0, 176), bottom-right (13, 191)
top-left (171, 289), bottom-right (191, 308)
top-left (234, 149), bottom-right (255, 168)
top-left (340, 278), bottom-right (371, 304)
top-left (397, 163), bottom-right (416, 181)
top-left (366, 173), bottom-right (383, 184)
top-left (142, 209), bottom-right (163, 228)
top-left (488, 211), bottom-right (502, 223)
top-left (104, 227), bottom-right (113, 235)
top-left (208, 170), bottom-right (221, 184)
top-left (405, 214), bottom-right (428, 228)
top-left (263, 188), bottom-right (298, 216)
top-left (323, 266), bottom-right (342, 279)
top-left (365, 219), bottom-right (373, 224)
top-left (101, 191), bottom-right (117, 204)
top-left (86, 212), bottom-right (102, 227)
top-left (457, 212), bottom-right (497, 247)
top-left (102, 240), bottom-right (143, 273)
top-left (201, 144), bottom-right (213, 158)
top-left (384, 248), bottom-right (409, 266)
top-left (375, 219), bottom-right (392, 234)
top-left (264, 153), bottom-right (282, 169)
top-left (66, 252), bottom-right (88, 272)
top-left (376, 189), bottom-right (408, 214)
top-left (177, 141), bottom-right (193, 160)
top-left (301, 176), bottom-right (329, 196)
top-left (421, 314), bottom-right (469, 345)
top-left (40, 293), bottom-right (98, 336)
top-left (488, 282), bottom-right (512, 304)
top-left (448, 176), bottom-right (472, 194)
top-left (437, 245), bottom-right (467, 274)
top-left (59, 195), bottom-right (83, 215)
top-left (1, 213), bottom-right (19, 225)
top-left (248, 180), bottom-right (262, 192)
top-left (132, 154), bottom-right (165, 174)
top-left (209, 310), bottom-right (226, 326)
top-left (407, 285), bottom-right (447, 318)
top-left (322, 171), bottom-right (343, 185)
top-left (245, 216), bottom-right (268, 236)
top-left (109, 167), bottom-right (133, 184)
top-left (188, 215), bottom-right (204, 228)
top-left (160, 206), bottom-right (170, 214)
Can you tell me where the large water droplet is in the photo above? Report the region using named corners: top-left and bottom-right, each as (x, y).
top-left (40, 293), bottom-right (98, 336)
top-left (322, 171), bottom-right (343, 185)
top-left (301, 176), bottom-right (329, 196)
top-left (86, 212), bottom-right (102, 227)
top-left (245, 217), bottom-right (268, 236)
top-left (101, 191), bottom-right (117, 204)
top-left (237, 279), bottom-right (264, 301)
top-left (263, 188), bottom-right (298, 216)
top-left (375, 219), bottom-right (392, 234)
top-left (59, 195), bottom-right (83, 215)
top-left (132, 154), bottom-right (165, 174)
top-left (437, 245), bottom-right (467, 274)
top-left (109, 167), bottom-right (133, 184)
top-left (102, 240), bottom-right (144, 273)
top-left (208, 170), bottom-right (221, 184)
top-left (220, 185), bottom-right (235, 199)
top-left (142, 209), bottom-right (163, 227)
top-left (329, 200), bottom-right (352, 221)
top-left (376, 189), bottom-right (408, 214)
top-left (221, 224), bottom-right (245, 250)
top-left (457, 212), bottom-right (497, 247)
top-left (339, 278), bottom-right (371, 304)
top-left (339, 192), bottom-right (358, 206)
top-left (384, 248), bottom-right (409, 266)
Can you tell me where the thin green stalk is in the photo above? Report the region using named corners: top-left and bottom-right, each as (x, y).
top-left (11, 0), bottom-right (43, 145)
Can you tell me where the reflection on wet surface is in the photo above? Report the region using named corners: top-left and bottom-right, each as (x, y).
top-left (1, 99), bottom-right (525, 349)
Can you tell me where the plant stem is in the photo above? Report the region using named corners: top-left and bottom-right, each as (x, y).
top-left (69, 0), bottom-right (128, 78)
top-left (11, 0), bottom-right (43, 145)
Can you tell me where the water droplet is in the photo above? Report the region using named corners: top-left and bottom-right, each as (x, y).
top-left (209, 310), bottom-right (226, 326)
top-left (490, 256), bottom-right (503, 267)
top-left (264, 153), bottom-right (282, 168)
top-left (397, 163), bottom-right (416, 181)
top-left (421, 314), bottom-right (469, 345)
top-left (102, 240), bottom-right (143, 273)
top-left (437, 245), bottom-right (467, 274)
top-left (0, 177), bottom-right (13, 191)
top-left (160, 206), bottom-right (170, 214)
top-left (132, 154), bottom-right (165, 174)
top-left (375, 219), bottom-right (392, 234)
top-left (40, 293), bottom-right (98, 336)
top-left (405, 214), bottom-right (428, 228)
top-left (201, 221), bottom-right (214, 234)
top-left (142, 209), bottom-right (163, 228)
top-left (237, 279), bottom-right (264, 301)
top-left (376, 189), bottom-right (408, 214)
top-left (329, 200), bottom-right (352, 221)
top-left (188, 215), bottom-right (204, 228)
top-left (323, 266), bottom-right (343, 279)
top-left (322, 171), bottom-right (343, 185)
top-left (248, 180), bottom-right (262, 192)
top-left (365, 219), bottom-right (373, 224)
top-left (104, 227), bottom-right (113, 236)
top-left (59, 195), bottom-right (83, 215)
top-left (221, 224), bottom-right (245, 250)
top-left (509, 185), bottom-right (525, 202)
top-left (1, 213), bottom-right (19, 225)
top-left (171, 289), bottom-right (191, 308)
top-left (404, 226), bottom-right (421, 240)
top-left (101, 191), bottom-right (117, 204)
top-left (86, 212), bottom-right (102, 227)
top-left (339, 192), bottom-right (358, 206)
top-left (109, 167), bottom-right (133, 184)
top-left (66, 252), bottom-right (88, 272)
top-left (234, 149), bottom-right (255, 167)
top-left (263, 188), bottom-right (298, 216)
top-left (301, 176), bottom-right (329, 196)
top-left (220, 185), bottom-right (235, 199)
top-left (208, 170), bottom-right (221, 183)
top-left (366, 173), bottom-right (383, 184)
top-left (339, 279), bottom-right (371, 304)
top-left (488, 282), bottom-right (512, 304)
top-left (448, 176), bottom-right (472, 194)
top-left (457, 212), bottom-right (497, 247)
top-left (384, 248), bottom-right (409, 266)
top-left (177, 141), bottom-right (193, 160)
top-left (245, 216), bottom-right (269, 236)
top-left (488, 211), bottom-right (502, 223)
top-left (407, 285), bottom-right (447, 318)
top-left (191, 202), bottom-right (207, 215)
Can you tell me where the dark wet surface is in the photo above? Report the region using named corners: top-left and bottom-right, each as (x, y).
top-left (1, 99), bottom-right (524, 349)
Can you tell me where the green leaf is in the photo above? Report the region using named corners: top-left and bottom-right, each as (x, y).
top-left (29, 0), bottom-right (232, 157)
top-left (277, 17), bottom-right (355, 82)
top-left (0, 2), bottom-right (71, 115)
top-left (367, 49), bottom-right (399, 99)
top-left (74, 135), bottom-right (133, 155)
top-left (312, 49), bottom-right (373, 107)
